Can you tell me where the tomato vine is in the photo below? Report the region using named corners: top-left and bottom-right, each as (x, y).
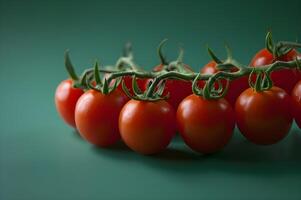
top-left (64, 32), bottom-right (301, 101)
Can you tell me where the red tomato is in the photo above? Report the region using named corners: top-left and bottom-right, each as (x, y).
top-left (250, 49), bottom-right (299, 94)
top-left (200, 61), bottom-right (249, 106)
top-left (119, 99), bottom-right (176, 155)
top-left (75, 89), bottom-right (128, 147)
top-left (146, 64), bottom-right (193, 109)
top-left (177, 94), bottom-right (235, 154)
top-left (55, 79), bottom-right (84, 128)
top-left (235, 87), bottom-right (293, 145)
top-left (292, 80), bottom-right (301, 128)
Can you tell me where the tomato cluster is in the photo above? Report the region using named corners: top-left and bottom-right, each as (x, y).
top-left (55, 38), bottom-right (301, 155)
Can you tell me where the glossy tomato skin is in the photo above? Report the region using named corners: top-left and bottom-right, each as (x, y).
top-left (250, 49), bottom-right (299, 94)
top-left (200, 61), bottom-right (249, 106)
top-left (177, 94), bottom-right (235, 154)
top-left (119, 100), bottom-right (176, 155)
top-left (235, 87), bottom-right (293, 145)
top-left (292, 80), bottom-right (301, 128)
top-left (75, 89), bottom-right (128, 147)
top-left (146, 64), bottom-right (193, 109)
top-left (55, 79), bottom-right (84, 128)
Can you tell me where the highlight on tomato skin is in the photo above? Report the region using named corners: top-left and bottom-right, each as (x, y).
top-left (292, 80), bottom-right (301, 128)
top-left (200, 61), bottom-right (249, 106)
top-left (176, 94), bottom-right (235, 154)
top-left (55, 79), bottom-right (84, 128)
top-left (75, 89), bottom-right (128, 147)
top-left (250, 48), bottom-right (299, 94)
top-left (235, 87), bottom-right (293, 145)
top-left (119, 99), bottom-right (176, 155)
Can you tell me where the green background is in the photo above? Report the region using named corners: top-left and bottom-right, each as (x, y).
top-left (1, 0), bottom-right (301, 199)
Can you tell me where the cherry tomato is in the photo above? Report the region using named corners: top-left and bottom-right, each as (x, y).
top-left (145, 64), bottom-right (193, 109)
top-left (200, 61), bottom-right (249, 106)
top-left (292, 80), bottom-right (301, 128)
top-left (75, 89), bottom-right (128, 147)
top-left (250, 49), bottom-right (299, 94)
top-left (235, 87), bottom-right (293, 145)
top-left (119, 99), bottom-right (176, 155)
top-left (177, 94), bottom-right (235, 154)
top-left (55, 79), bottom-right (84, 128)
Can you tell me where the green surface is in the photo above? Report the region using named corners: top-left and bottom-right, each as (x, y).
top-left (1, 0), bottom-right (301, 199)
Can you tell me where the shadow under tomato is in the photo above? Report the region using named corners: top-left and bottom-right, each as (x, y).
top-left (141, 130), bottom-right (301, 176)
top-left (218, 129), bottom-right (301, 163)
top-left (90, 138), bottom-right (202, 162)
top-left (151, 148), bottom-right (200, 161)
top-left (72, 129), bottom-right (84, 140)
top-left (91, 140), bottom-right (130, 152)
top-left (89, 129), bottom-right (301, 176)
top-left (90, 141), bottom-right (140, 163)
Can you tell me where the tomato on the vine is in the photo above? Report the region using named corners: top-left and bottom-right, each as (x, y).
top-left (118, 75), bottom-right (148, 95)
top-left (177, 94), bottom-right (235, 154)
top-left (250, 49), bottom-right (299, 94)
top-left (55, 79), bottom-right (84, 128)
top-left (235, 87), bottom-right (293, 145)
top-left (104, 73), bottom-right (148, 96)
top-left (292, 80), bottom-right (301, 128)
top-left (145, 64), bottom-right (193, 109)
top-left (119, 99), bottom-right (176, 155)
top-left (75, 89), bottom-right (128, 147)
top-left (200, 61), bottom-right (249, 106)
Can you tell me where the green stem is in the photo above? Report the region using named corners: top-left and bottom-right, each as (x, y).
top-left (277, 41), bottom-right (301, 49)
top-left (106, 70), bottom-right (154, 85)
top-left (109, 58), bottom-right (300, 98)
top-left (83, 68), bottom-right (119, 74)
top-left (146, 71), bottom-right (207, 98)
top-left (75, 55), bottom-right (301, 99)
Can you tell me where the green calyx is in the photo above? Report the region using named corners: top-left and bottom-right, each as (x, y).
top-left (296, 57), bottom-right (301, 70)
top-left (64, 50), bottom-right (79, 81)
top-left (116, 42), bottom-right (141, 71)
top-left (158, 39), bottom-right (169, 66)
top-left (248, 68), bottom-right (273, 92)
top-left (156, 40), bottom-right (192, 74)
top-left (122, 76), bottom-right (169, 102)
top-left (207, 47), bottom-right (223, 64)
top-left (86, 61), bottom-right (121, 95)
top-left (208, 45), bottom-right (243, 72)
top-left (194, 46), bottom-right (237, 100)
top-left (64, 50), bottom-right (92, 90)
top-left (193, 72), bottom-right (230, 100)
top-left (167, 47), bottom-right (193, 75)
top-left (265, 32), bottom-right (301, 58)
